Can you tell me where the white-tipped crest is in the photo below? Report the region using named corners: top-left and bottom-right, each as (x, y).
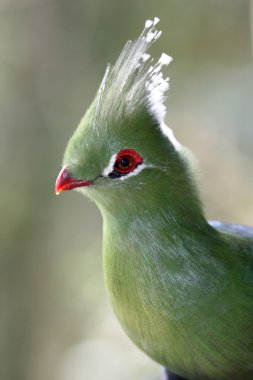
top-left (93, 18), bottom-right (181, 151)
top-left (146, 52), bottom-right (173, 123)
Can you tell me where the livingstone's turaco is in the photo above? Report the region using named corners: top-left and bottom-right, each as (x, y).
top-left (55, 17), bottom-right (253, 380)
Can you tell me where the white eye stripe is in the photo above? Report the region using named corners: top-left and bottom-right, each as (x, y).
top-left (102, 153), bottom-right (117, 177)
top-left (118, 163), bottom-right (146, 181)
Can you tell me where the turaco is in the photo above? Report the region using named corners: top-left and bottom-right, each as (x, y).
top-left (55, 18), bottom-right (253, 380)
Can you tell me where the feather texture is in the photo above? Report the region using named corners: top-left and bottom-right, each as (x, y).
top-left (57, 17), bottom-right (253, 380)
top-left (92, 17), bottom-right (172, 129)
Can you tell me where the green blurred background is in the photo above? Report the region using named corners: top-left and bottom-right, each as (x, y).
top-left (1, 1), bottom-right (252, 379)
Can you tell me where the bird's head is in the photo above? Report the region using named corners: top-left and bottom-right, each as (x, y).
top-left (55, 18), bottom-right (198, 213)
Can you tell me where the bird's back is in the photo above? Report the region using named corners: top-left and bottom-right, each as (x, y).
top-left (209, 220), bottom-right (253, 239)
top-left (209, 220), bottom-right (253, 268)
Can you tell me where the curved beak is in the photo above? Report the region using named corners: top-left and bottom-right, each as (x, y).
top-left (55, 166), bottom-right (91, 194)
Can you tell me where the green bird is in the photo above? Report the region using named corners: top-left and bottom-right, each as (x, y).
top-left (55, 18), bottom-right (253, 380)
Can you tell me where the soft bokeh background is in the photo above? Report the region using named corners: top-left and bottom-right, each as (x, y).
top-left (1, 1), bottom-right (252, 380)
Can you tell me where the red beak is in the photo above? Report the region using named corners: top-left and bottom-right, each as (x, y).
top-left (55, 166), bottom-right (91, 194)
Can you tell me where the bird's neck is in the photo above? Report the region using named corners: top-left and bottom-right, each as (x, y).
top-left (98, 174), bottom-right (220, 358)
top-left (96, 170), bottom-right (207, 234)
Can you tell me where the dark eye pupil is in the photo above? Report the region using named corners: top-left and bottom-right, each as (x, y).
top-left (120, 158), bottom-right (130, 167)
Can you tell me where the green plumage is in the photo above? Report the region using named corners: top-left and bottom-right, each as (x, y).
top-left (57, 18), bottom-right (253, 380)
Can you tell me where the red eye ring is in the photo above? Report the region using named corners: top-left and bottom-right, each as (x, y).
top-left (114, 149), bottom-right (143, 174)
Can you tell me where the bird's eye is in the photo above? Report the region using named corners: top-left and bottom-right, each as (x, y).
top-left (114, 149), bottom-right (143, 175)
top-left (105, 148), bottom-right (143, 179)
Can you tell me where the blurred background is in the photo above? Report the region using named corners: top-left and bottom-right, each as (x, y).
top-left (0, 1), bottom-right (252, 379)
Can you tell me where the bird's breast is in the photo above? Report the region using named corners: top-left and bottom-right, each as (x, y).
top-left (102, 231), bottom-right (253, 379)
top-left (102, 238), bottom-right (198, 369)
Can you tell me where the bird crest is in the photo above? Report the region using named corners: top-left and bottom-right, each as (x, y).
top-left (92, 17), bottom-right (173, 132)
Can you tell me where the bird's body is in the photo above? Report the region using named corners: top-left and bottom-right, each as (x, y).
top-left (104, 213), bottom-right (253, 379)
top-left (55, 18), bottom-right (253, 379)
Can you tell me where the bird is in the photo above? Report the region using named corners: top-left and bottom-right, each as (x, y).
top-left (55, 17), bottom-right (253, 380)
